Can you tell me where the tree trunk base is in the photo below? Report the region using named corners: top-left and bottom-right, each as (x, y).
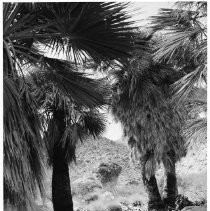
top-left (52, 170), bottom-right (74, 211)
top-left (162, 173), bottom-right (177, 208)
top-left (162, 150), bottom-right (177, 209)
top-left (148, 203), bottom-right (166, 211)
top-left (52, 145), bottom-right (74, 211)
top-left (53, 204), bottom-right (74, 211)
top-left (140, 152), bottom-right (166, 211)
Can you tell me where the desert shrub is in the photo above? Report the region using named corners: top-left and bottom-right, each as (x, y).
top-left (175, 194), bottom-right (207, 211)
top-left (96, 163), bottom-right (122, 184)
top-left (175, 194), bottom-right (193, 210)
top-left (132, 200), bottom-right (141, 207)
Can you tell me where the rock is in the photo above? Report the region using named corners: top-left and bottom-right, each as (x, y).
top-left (181, 205), bottom-right (207, 211)
top-left (72, 177), bottom-right (102, 196)
top-left (96, 163), bottom-right (122, 185)
top-left (106, 204), bottom-right (122, 211)
top-left (84, 194), bottom-right (99, 204)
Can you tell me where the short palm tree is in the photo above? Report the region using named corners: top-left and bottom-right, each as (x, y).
top-left (111, 32), bottom-right (186, 211)
top-left (4, 2), bottom-right (136, 209)
top-left (29, 69), bottom-right (108, 211)
top-left (48, 109), bottom-right (106, 211)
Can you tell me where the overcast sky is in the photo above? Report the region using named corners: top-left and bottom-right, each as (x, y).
top-left (102, 2), bottom-right (173, 141)
top-left (128, 2), bottom-right (173, 26)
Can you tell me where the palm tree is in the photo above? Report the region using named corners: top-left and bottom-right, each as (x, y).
top-left (150, 1), bottom-right (207, 143)
top-left (49, 109), bottom-right (106, 211)
top-left (29, 69), bottom-right (109, 211)
top-left (4, 2), bottom-right (136, 209)
top-left (111, 32), bottom-right (186, 210)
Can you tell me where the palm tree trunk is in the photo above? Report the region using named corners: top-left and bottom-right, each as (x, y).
top-left (162, 150), bottom-right (177, 209)
top-left (52, 145), bottom-right (74, 211)
top-left (52, 110), bottom-right (74, 211)
top-left (140, 152), bottom-right (165, 211)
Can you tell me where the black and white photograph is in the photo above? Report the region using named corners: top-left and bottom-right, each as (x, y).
top-left (3, 2), bottom-right (207, 211)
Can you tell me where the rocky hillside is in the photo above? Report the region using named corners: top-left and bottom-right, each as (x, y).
top-left (39, 137), bottom-right (207, 210)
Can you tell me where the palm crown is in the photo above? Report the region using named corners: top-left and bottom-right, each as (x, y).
top-left (150, 2), bottom-right (207, 144)
top-left (111, 32), bottom-right (186, 176)
top-left (150, 2), bottom-right (207, 104)
top-left (29, 68), bottom-right (109, 164)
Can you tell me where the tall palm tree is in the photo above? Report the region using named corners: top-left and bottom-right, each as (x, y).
top-left (111, 33), bottom-right (186, 211)
top-left (4, 2), bottom-right (136, 209)
top-left (150, 1), bottom-right (207, 143)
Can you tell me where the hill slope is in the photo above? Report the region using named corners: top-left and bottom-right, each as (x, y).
top-left (40, 137), bottom-right (207, 210)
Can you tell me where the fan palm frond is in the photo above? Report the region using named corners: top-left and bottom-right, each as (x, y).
top-left (153, 27), bottom-right (206, 63)
top-left (28, 62), bottom-right (111, 109)
top-left (45, 108), bottom-right (107, 165)
top-left (4, 2), bottom-right (136, 65)
top-left (183, 117), bottom-right (207, 145)
top-left (175, 2), bottom-right (207, 16)
top-left (81, 111), bottom-right (107, 138)
top-left (4, 76), bottom-right (44, 209)
top-left (150, 3), bottom-right (206, 68)
top-left (150, 7), bottom-right (205, 30)
top-left (170, 65), bottom-right (206, 105)
top-left (182, 86), bottom-right (207, 147)
top-left (187, 87), bottom-right (207, 107)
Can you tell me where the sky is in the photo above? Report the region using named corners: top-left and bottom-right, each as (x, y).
top-left (128, 2), bottom-right (173, 26)
top-left (102, 2), bottom-right (173, 141)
